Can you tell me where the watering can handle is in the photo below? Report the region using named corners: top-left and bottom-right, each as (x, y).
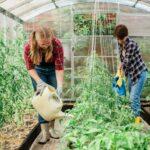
top-left (35, 86), bottom-right (46, 96)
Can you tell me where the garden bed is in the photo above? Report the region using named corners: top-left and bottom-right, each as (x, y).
top-left (0, 111), bottom-right (37, 150)
top-left (141, 100), bottom-right (150, 125)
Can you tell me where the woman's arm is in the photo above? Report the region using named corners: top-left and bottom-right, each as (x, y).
top-left (23, 43), bottom-right (46, 95)
top-left (118, 63), bottom-right (123, 70)
top-left (56, 70), bottom-right (64, 88)
top-left (28, 69), bottom-right (41, 83)
top-left (53, 38), bottom-right (64, 95)
top-left (24, 45), bottom-right (40, 83)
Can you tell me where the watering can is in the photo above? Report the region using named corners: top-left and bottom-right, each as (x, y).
top-left (32, 85), bottom-right (65, 121)
top-left (112, 69), bottom-right (126, 96)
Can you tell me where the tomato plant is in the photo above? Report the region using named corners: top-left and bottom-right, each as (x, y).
top-left (62, 57), bottom-right (150, 149)
top-left (0, 27), bottom-right (33, 127)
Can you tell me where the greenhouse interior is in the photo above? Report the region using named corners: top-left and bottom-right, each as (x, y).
top-left (0, 0), bottom-right (150, 149)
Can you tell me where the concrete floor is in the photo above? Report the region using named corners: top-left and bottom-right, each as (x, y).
top-left (30, 118), bottom-right (68, 150)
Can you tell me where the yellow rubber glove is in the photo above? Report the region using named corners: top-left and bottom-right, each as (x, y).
top-left (116, 69), bottom-right (124, 87)
top-left (116, 69), bottom-right (124, 78)
top-left (117, 78), bottom-right (122, 87)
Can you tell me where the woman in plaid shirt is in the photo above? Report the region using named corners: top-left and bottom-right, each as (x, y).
top-left (114, 24), bottom-right (148, 123)
top-left (24, 26), bottom-right (64, 144)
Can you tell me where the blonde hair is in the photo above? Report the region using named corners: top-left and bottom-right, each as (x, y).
top-left (30, 26), bottom-right (54, 65)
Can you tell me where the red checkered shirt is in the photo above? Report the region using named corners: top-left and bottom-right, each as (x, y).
top-left (24, 37), bottom-right (64, 70)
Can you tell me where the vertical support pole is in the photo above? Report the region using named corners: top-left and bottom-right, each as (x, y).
top-left (116, 0), bottom-right (120, 71)
top-left (71, 6), bottom-right (75, 100)
top-left (59, 8), bottom-right (61, 38)
top-left (3, 12), bottom-right (7, 44)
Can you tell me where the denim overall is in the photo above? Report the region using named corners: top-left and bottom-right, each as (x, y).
top-left (31, 56), bottom-right (57, 124)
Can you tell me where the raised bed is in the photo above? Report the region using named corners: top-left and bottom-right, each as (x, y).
top-left (19, 100), bottom-right (150, 150)
top-left (141, 100), bottom-right (150, 125)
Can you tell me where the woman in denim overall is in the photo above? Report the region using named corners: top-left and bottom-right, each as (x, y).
top-left (24, 26), bottom-right (64, 144)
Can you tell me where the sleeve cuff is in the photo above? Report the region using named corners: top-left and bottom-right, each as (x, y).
top-left (55, 65), bottom-right (64, 70)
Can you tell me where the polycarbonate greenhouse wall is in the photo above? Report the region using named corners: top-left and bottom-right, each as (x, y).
top-left (0, 0), bottom-right (150, 101)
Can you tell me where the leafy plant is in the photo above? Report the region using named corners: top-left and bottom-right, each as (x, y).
top-left (74, 13), bottom-right (116, 36)
top-left (0, 27), bottom-right (33, 127)
top-left (62, 55), bottom-right (150, 149)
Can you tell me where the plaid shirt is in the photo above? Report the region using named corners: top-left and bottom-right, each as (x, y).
top-left (119, 37), bottom-right (147, 85)
top-left (24, 37), bottom-right (64, 70)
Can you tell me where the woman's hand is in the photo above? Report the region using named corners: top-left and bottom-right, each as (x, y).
top-left (36, 79), bottom-right (47, 95)
top-left (117, 64), bottom-right (124, 78)
top-left (56, 86), bottom-right (63, 97)
top-left (56, 70), bottom-right (64, 97)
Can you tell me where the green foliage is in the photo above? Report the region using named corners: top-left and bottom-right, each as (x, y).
top-left (74, 13), bottom-right (116, 36)
top-left (142, 75), bottom-right (150, 99)
top-left (62, 56), bottom-right (150, 149)
top-left (74, 14), bottom-right (92, 36)
top-left (0, 27), bottom-right (33, 127)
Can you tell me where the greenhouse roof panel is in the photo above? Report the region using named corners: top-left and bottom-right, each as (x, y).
top-left (0, 0), bottom-right (150, 22)
top-left (11, 0), bottom-right (50, 16)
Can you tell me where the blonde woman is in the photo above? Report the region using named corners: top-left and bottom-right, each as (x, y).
top-left (24, 26), bottom-right (64, 144)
